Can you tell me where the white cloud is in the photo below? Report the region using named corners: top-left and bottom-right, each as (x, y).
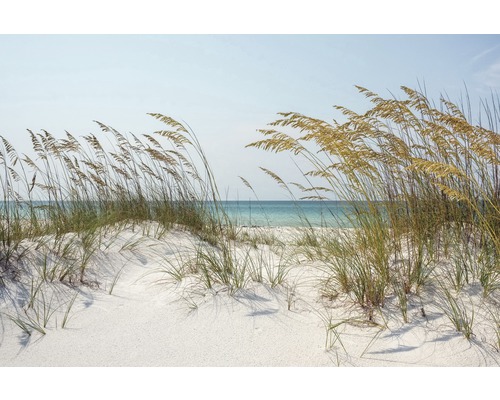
top-left (471, 44), bottom-right (500, 64)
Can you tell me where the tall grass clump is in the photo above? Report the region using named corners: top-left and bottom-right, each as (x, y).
top-left (248, 85), bottom-right (500, 321)
top-left (1, 113), bottom-right (242, 334)
top-left (1, 112), bottom-right (233, 294)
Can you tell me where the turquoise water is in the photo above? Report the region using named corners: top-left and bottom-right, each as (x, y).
top-left (220, 201), bottom-right (355, 228)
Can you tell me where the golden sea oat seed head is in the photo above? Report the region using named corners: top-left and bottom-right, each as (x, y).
top-left (148, 113), bottom-right (189, 134)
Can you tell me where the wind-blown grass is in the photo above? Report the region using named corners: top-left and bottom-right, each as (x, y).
top-left (1, 114), bottom-right (227, 281)
top-left (0, 113), bottom-right (234, 334)
top-left (248, 85), bottom-right (500, 335)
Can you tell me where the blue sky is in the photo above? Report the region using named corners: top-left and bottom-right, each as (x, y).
top-left (1, 34), bottom-right (500, 199)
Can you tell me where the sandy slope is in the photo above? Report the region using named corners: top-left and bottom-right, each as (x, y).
top-left (1, 226), bottom-right (499, 367)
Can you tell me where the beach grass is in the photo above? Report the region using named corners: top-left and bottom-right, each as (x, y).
top-left (0, 113), bottom-right (234, 332)
top-left (248, 85), bottom-right (500, 338)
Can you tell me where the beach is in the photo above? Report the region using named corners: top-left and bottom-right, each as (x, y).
top-left (1, 225), bottom-right (499, 367)
top-left (1, 32), bottom-right (500, 400)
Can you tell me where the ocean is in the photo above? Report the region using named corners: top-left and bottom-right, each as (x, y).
top-left (220, 200), bottom-right (355, 228)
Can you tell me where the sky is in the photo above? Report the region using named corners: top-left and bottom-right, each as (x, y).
top-left (1, 34), bottom-right (500, 200)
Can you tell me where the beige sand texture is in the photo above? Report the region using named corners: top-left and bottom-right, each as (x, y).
top-left (1, 226), bottom-right (499, 367)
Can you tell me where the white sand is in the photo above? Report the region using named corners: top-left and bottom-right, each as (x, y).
top-left (1, 226), bottom-right (499, 367)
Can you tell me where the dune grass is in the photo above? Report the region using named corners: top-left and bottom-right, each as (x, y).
top-left (0, 114), bottom-right (227, 280)
top-left (0, 113), bottom-right (236, 334)
top-left (248, 85), bottom-right (500, 339)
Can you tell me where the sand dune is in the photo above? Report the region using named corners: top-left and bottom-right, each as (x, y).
top-left (1, 226), bottom-right (499, 367)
